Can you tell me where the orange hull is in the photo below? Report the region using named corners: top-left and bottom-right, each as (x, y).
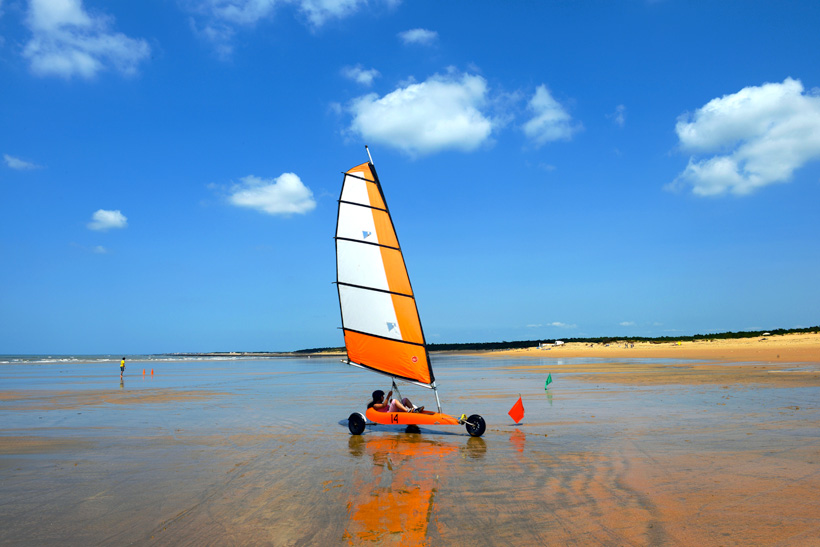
top-left (365, 407), bottom-right (460, 426)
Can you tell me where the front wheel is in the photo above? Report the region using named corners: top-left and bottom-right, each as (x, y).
top-left (465, 414), bottom-right (486, 437)
top-left (348, 412), bottom-right (366, 435)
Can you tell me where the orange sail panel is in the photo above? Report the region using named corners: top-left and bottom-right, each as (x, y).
top-left (336, 162), bottom-right (434, 386)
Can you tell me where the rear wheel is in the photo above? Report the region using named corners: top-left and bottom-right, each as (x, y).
top-left (465, 414), bottom-right (486, 437)
top-left (348, 412), bottom-right (366, 435)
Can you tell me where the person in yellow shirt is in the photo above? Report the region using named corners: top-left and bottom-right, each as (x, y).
top-left (120, 357), bottom-right (126, 378)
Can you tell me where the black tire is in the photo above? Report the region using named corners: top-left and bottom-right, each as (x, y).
top-left (348, 412), bottom-right (366, 435)
top-left (465, 414), bottom-right (486, 437)
top-left (405, 424), bottom-right (421, 434)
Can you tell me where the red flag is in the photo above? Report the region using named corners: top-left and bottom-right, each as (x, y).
top-left (508, 396), bottom-right (524, 424)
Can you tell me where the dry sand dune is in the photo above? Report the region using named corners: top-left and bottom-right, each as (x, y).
top-left (489, 331), bottom-right (820, 363)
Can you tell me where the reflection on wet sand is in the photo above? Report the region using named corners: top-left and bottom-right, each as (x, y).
top-left (345, 434), bottom-right (485, 544)
top-left (510, 429), bottom-right (525, 453)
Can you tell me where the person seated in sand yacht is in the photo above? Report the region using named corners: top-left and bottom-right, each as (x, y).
top-left (367, 389), bottom-right (424, 413)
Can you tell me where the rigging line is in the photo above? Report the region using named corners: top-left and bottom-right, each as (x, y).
top-left (337, 199), bottom-right (387, 213)
top-left (334, 236), bottom-right (401, 252)
top-left (343, 327), bottom-right (426, 348)
top-left (336, 281), bottom-right (414, 299)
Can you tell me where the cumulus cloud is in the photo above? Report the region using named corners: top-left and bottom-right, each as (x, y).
top-left (4, 154), bottom-right (41, 170)
top-left (619, 321), bottom-right (635, 327)
top-left (669, 77), bottom-right (820, 196)
top-left (398, 28), bottom-right (437, 46)
top-left (347, 71), bottom-right (493, 156)
top-left (341, 64), bottom-right (380, 86)
top-left (522, 85), bottom-right (581, 146)
top-left (88, 209), bottom-right (127, 231)
top-left (228, 173), bottom-right (316, 215)
top-left (549, 321), bottom-right (576, 328)
top-left (22, 0), bottom-right (150, 79)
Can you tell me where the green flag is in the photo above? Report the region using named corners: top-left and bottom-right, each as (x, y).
top-left (545, 373), bottom-right (552, 389)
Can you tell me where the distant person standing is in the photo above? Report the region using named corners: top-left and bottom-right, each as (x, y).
top-left (120, 357), bottom-right (126, 378)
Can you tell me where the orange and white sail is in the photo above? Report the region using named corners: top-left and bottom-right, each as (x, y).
top-left (335, 161), bottom-right (434, 386)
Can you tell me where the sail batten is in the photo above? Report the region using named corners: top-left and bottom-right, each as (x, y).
top-left (334, 236), bottom-right (400, 252)
top-left (336, 281), bottom-right (414, 299)
top-left (337, 200), bottom-right (387, 212)
top-left (335, 160), bottom-right (434, 386)
top-left (341, 172), bottom-right (377, 183)
top-left (343, 328), bottom-right (426, 347)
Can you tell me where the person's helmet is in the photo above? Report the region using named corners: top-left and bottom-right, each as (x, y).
top-left (372, 390), bottom-right (385, 402)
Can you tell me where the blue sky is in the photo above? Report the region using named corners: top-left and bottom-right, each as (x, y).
top-left (1, 0), bottom-right (819, 354)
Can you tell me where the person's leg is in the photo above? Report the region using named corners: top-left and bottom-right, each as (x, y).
top-left (401, 397), bottom-right (424, 413)
top-left (389, 398), bottom-right (410, 412)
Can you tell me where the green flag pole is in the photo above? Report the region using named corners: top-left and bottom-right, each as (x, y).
top-left (545, 373), bottom-right (552, 389)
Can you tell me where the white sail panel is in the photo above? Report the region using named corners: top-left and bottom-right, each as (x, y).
top-left (336, 201), bottom-right (380, 245)
top-left (339, 284), bottom-right (403, 340)
top-left (340, 173), bottom-right (372, 206)
top-left (336, 239), bottom-right (390, 292)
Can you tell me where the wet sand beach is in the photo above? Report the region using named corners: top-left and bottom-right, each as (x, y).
top-left (1, 338), bottom-right (818, 545)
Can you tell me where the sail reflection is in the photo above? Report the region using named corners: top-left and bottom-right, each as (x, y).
top-left (345, 434), bottom-right (482, 544)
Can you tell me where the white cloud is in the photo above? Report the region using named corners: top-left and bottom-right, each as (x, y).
top-left (88, 209), bottom-right (127, 231)
top-left (347, 71), bottom-right (493, 156)
top-left (93, 245), bottom-right (108, 254)
top-left (341, 64), bottom-right (380, 86)
top-left (549, 321), bottom-right (576, 328)
top-left (398, 28), bottom-right (437, 46)
top-left (191, 0), bottom-right (279, 26)
top-left (4, 154), bottom-right (41, 170)
top-left (670, 77), bottom-right (820, 196)
top-left (228, 173), bottom-right (316, 215)
top-left (609, 104), bottom-right (626, 127)
top-left (22, 0), bottom-right (150, 79)
top-left (619, 321), bottom-right (635, 327)
top-left (298, 0), bottom-right (369, 26)
top-left (522, 85), bottom-right (581, 146)
top-left (187, 0), bottom-right (391, 55)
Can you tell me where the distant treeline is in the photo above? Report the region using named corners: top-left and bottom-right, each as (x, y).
top-left (293, 326), bottom-right (818, 354)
